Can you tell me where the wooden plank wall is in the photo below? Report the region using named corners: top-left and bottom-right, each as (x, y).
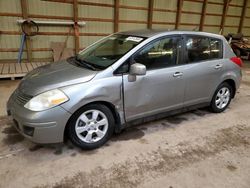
top-left (0, 0), bottom-right (250, 62)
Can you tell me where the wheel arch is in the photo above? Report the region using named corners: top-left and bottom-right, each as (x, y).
top-left (224, 79), bottom-right (236, 98)
top-left (64, 101), bottom-right (123, 141)
top-left (222, 79), bottom-right (236, 98)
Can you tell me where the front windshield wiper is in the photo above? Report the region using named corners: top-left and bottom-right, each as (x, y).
top-left (72, 56), bottom-right (97, 71)
top-left (75, 56), bottom-right (96, 71)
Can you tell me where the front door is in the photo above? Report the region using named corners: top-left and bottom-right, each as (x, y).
top-left (122, 36), bottom-right (186, 122)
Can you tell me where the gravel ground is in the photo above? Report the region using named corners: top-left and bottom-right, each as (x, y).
top-left (0, 63), bottom-right (249, 188)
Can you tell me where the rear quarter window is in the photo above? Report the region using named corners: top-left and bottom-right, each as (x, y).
top-left (185, 35), bottom-right (223, 63)
top-left (210, 38), bottom-right (223, 59)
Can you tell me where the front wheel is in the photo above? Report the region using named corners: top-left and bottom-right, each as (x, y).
top-left (68, 104), bottom-right (115, 150)
top-left (210, 83), bottom-right (232, 113)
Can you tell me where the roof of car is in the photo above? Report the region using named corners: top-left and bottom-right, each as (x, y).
top-left (118, 29), bottom-right (224, 39)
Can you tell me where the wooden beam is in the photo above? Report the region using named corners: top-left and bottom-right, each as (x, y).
top-left (20, 0), bottom-right (28, 18)
top-left (224, 25), bottom-right (239, 28)
top-left (73, 0), bottom-right (79, 54)
top-left (199, 0), bottom-right (208, 31)
top-left (220, 0), bottom-right (230, 34)
top-left (119, 5), bottom-right (148, 10)
top-left (30, 14), bottom-right (72, 20)
top-left (153, 8), bottom-right (176, 13)
top-left (119, 20), bottom-right (147, 24)
top-left (78, 1), bottom-right (113, 7)
top-left (0, 48), bottom-right (52, 52)
top-left (208, 0), bottom-right (244, 7)
top-left (42, 0), bottom-right (114, 7)
top-left (175, 0), bottom-right (183, 29)
top-left (0, 58), bottom-right (53, 64)
top-left (79, 33), bottom-right (109, 36)
top-left (184, 0), bottom-right (202, 3)
top-left (147, 0), bottom-right (154, 29)
top-left (238, 0), bottom-right (248, 33)
top-left (182, 10), bottom-right (201, 15)
top-left (0, 12), bottom-right (113, 22)
top-left (114, 0), bottom-right (119, 32)
top-left (181, 23), bottom-right (199, 26)
top-left (152, 21), bottom-right (175, 25)
top-left (20, 0), bottom-right (32, 62)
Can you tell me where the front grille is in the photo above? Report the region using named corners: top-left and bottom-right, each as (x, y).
top-left (14, 89), bottom-right (33, 106)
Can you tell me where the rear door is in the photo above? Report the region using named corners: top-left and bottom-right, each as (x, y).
top-left (182, 35), bottom-right (224, 106)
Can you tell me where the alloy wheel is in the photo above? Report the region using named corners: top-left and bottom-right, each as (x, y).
top-left (215, 87), bottom-right (230, 109)
top-left (75, 110), bottom-right (109, 143)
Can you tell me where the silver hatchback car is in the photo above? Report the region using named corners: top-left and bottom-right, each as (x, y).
top-left (7, 29), bottom-right (242, 149)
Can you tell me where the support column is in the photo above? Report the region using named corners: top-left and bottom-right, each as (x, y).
top-left (73, 0), bottom-right (79, 54)
top-left (114, 0), bottom-right (119, 32)
top-left (199, 0), bottom-right (208, 31)
top-left (175, 0), bottom-right (183, 29)
top-left (238, 0), bottom-right (248, 34)
top-left (147, 0), bottom-right (154, 29)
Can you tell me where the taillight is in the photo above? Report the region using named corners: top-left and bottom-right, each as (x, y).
top-left (230, 57), bottom-right (243, 67)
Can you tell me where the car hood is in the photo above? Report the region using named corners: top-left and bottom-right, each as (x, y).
top-left (18, 60), bottom-right (98, 96)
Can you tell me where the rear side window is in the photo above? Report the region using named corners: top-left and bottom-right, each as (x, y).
top-left (210, 38), bottom-right (222, 59)
top-left (186, 36), bottom-right (222, 63)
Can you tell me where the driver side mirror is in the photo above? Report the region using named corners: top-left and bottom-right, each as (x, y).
top-left (129, 63), bottom-right (146, 76)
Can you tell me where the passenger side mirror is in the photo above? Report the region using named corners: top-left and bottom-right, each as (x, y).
top-left (129, 63), bottom-right (146, 76)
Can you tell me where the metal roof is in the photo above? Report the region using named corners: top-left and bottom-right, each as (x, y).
top-left (118, 29), bottom-right (225, 39)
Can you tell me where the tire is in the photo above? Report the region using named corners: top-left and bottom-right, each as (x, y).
top-left (67, 104), bottom-right (115, 150)
top-left (210, 82), bottom-right (232, 113)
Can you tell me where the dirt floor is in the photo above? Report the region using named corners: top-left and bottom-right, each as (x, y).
top-left (0, 62), bottom-right (250, 188)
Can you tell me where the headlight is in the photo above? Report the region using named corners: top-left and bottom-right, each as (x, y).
top-left (24, 89), bottom-right (69, 111)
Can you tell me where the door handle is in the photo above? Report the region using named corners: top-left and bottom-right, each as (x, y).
top-left (214, 64), bottom-right (223, 69)
top-left (173, 72), bottom-right (183, 77)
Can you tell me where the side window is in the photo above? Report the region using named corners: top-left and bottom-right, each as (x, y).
top-left (134, 37), bottom-right (181, 70)
top-left (186, 36), bottom-right (210, 63)
top-left (210, 38), bottom-right (222, 59)
top-left (186, 36), bottom-right (223, 63)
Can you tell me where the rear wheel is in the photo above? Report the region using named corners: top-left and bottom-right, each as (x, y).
top-left (210, 82), bottom-right (232, 113)
top-left (68, 104), bottom-right (115, 150)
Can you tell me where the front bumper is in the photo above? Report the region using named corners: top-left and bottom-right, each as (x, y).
top-left (7, 93), bottom-right (72, 144)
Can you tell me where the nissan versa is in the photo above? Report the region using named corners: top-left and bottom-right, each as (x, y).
top-left (7, 30), bottom-right (242, 149)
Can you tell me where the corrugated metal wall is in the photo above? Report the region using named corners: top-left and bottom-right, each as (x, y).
top-left (0, 0), bottom-right (250, 62)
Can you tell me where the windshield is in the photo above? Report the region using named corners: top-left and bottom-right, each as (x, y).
top-left (76, 34), bottom-right (145, 70)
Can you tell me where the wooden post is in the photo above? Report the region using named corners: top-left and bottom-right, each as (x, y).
top-left (175, 0), bottom-right (183, 29)
top-left (20, 0), bottom-right (32, 62)
top-left (73, 0), bottom-right (79, 54)
top-left (147, 0), bottom-right (154, 29)
top-left (220, 0), bottom-right (230, 34)
top-left (238, 0), bottom-right (248, 33)
top-left (199, 0), bottom-right (208, 31)
top-left (114, 0), bottom-right (119, 32)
